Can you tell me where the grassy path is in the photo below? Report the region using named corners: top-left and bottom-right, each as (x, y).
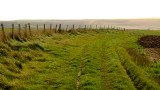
top-left (99, 38), bottom-right (136, 90)
top-left (76, 45), bottom-right (88, 90)
top-left (1, 30), bottom-right (160, 89)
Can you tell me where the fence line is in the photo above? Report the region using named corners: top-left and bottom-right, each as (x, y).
top-left (0, 23), bottom-right (126, 41)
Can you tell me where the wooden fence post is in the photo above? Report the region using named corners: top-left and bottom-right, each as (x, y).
top-left (37, 24), bottom-right (38, 31)
top-left (12, 24), bottom-right (14, 39)
top-left (73, 24), bottom-right (74, 31)
top-left (18, 24), bottom-right (21, 36)
top-left (44, 24), bottom-right (46, 33)
top-left (55, 24), bottom-right (57, 33)
top-left (96, 25), bottom-right (97, 30)
top-left (66, 25), bottom-right (68, 31)
top-left (58, 24), bottom-right (61, 33)
top-left (1, 24), bottom-right (6, 40)
top-left (50, 24), bottom-right (52, 33)
top-left (28, 23), bottom-right (31, 36)
top-left (25, 24), bottom-right (27, 37)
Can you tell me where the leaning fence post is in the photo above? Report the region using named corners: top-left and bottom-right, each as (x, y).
top-left (18, 24), bottom-right (21, 36)
top-left (1, 24), bottom-right (6, 40)
top-left (28, 23), bottom-right (31, 36)
top-left (12, 24), bottom-right (14, 39)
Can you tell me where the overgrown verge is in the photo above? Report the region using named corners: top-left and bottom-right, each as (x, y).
top-left (117, 47), bottom-right (160, 89)
top-left (0, 39), bottom-right (46, 89)
top-left (137, 35), bottom-right (160, 85)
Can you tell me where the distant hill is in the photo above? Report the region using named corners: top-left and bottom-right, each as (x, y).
top-left (0, 19), bottom-right (160, 30)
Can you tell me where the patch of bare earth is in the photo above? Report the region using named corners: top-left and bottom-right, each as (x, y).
top-left (138, 35), bottom-right (160, 62)
top-left (144, 48), bottom-right (160, 61)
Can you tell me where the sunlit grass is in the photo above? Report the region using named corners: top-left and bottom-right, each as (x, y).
top-left (0, 29), bottom-right (160, 89)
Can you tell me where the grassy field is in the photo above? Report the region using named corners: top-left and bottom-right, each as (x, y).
top-left (0, 29), bottom-right (160, 89)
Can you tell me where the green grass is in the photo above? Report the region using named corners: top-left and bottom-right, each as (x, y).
top-left (131, 30), bottom-right (160, 35)
top-left (0, 29), bottom-right (160, 89)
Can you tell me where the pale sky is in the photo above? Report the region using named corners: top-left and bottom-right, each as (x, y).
top-left (0, 0), bottom-right (160, 20)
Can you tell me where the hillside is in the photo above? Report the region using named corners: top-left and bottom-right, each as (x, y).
top-left (1, 19), bottom-right (160, 30)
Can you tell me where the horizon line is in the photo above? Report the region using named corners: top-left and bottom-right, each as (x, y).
top-left (1, 17), bottom-right (160, 21)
